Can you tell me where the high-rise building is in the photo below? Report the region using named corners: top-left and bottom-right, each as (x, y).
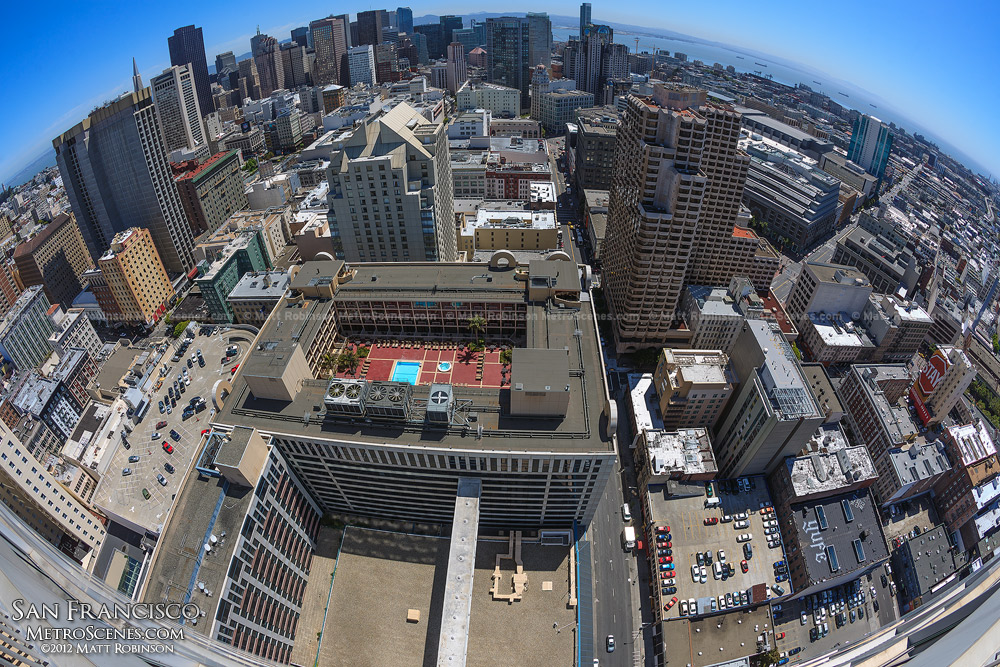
top-left (150, 64), bottom-right (208, 156)
top-left (446, 42), bottom-right (467, 93)
top-left (173, 150), bottom-right (249, 235)
top-left (167, 25), bottom-right (213, 118)
top-left (374, 42), bottom-right (399, 83)
top-left (414, 23), bottom-right (445, 60)
top-left (13, 213), bottom-right (93, 309)
top-left (53, 87), bottom-right (195, 273)
top-left (357, 10), bottom-right (386, 47)
top-left (250, 28), bottom-right (269, 58)
top-left (440, 14), bottom-right (464, 45)
top-left (652, 349), bottom-right (734, 430)
top-left (579, 2), bottom-right (592, 38)
top-left (602, 84), bottom-right (759, 352)
top-left (573, 106), bottom-right (618, 191)
top-left (0, 286), bottom-right (56, 370)
top-left (310, 17), bottom-right (349, 86)
top-left (933, 422), bottom-right (999, 536)
top-left (0, 420), bottom-right (105, 563)
top-left (923, 347), bottom-right (976, 425)
top-left (564, 25), bottom-right (627, 98)
top-left (456, 81), bottom-right (521, 118)
top-left (485, 17), bottom-right (534, 109)
top-left (214, 51), bottom-right (237, 81)
top-left (98, 228), bottom-right (176, 326)
top-left (326, 103), bottom-right (456, 262)
top-left (279, 43), bottom-right (311, 88)
top-left (525, 12), bottom-right (552, 69)
top-left (196, 230), bottom-right (272, 323)
top-left (47, 308), bottom-right (102, 361)
top-left (847, 114), bottom-right (894, 179)
top-left (347, 45), bottom-right (376, 85)
top-left (290, 26), bottom-right (309, 48)
top-left (253, 35), bottom-right (285, 97)
top-left (237, 58), bottom-right (260, 100)
top-left (713, 320), bottom-right (824, 478)
top-left (334, 13), bottom-right (352, 48)
top-left (397, 6), bottom-right (414, 35)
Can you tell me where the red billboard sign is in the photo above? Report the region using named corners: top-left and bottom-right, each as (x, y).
top-left (916, 350), bottom-right (950, 400)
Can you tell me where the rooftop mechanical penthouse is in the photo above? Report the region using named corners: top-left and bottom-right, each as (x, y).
top-left (213, 256), bottom-right (616, 528)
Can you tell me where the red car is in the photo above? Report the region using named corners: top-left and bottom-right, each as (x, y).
top-left (663, 596), bottom-right (678, 611)
top-left (201, 429), bottom-right (210, 436)
top-left (741, 560), bottom-right (749, 573)
top-left (659, 556), bottom-right (673, 564)
top-left (659, 572), bottom-right (672, 579)
top-left (156, 421), bottom-right (167, 429)
top-left (655, 525), bottom-right (670, 533)
top-left (775, 632), bottom-right (785, 640)
top-left (162, 442), bottom-right (174, 454)
top-left (704, 517), bottom-right (719, 525)
top-left (230, 364), bottom-right (240, 374)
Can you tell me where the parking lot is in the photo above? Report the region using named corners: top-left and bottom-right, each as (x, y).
top-left (648, 476), bottom-right (786, 619)
top-left (92, 326), bottom-right (249, 532)
top-left (772, 565), bottom-right (899, 662)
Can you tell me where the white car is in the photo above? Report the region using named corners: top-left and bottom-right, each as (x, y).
top-left (734, 520), bottom-right (750, 529)
top-left (713, 562), bottom-right (723, 580)
top-left (734, 512), bottom-right (749, 520)
top-left (718, 549), bottom-right (726, 562)
top-left (718, 594), bottom-right (726, 609)
top-left (680, 600), bottom-right (689, 616)
top-left (721, 514), bottom-right (733, 523)
top-left (692, 564), bottom-right (700, 582)
top-left (764, 519), bottom-right (778, 528)
top-left (688, 598), bottom-right (697, 614)
top-left (737, 532), bottom-right (753, 543)
top-left (700, 566), bottom-right (708, 583)
top-left (801, 611), bottom-right (808, 625)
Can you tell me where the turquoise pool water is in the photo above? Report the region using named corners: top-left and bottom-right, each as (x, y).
top-left (438, 361), bottom-right (452, 371)
top-left (391, 361), bottom-right (421, 384)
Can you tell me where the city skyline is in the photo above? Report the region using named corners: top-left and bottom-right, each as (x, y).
top-left (1, 1), bottom-right (997, 185)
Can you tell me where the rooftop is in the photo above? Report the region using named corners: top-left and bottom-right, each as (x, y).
top-left (645, 428), bottom-right (718, 476)
top-left (945, 422), bottom-right (996, 467)
top-left (808, 313), bottom-right (875, 349)
top-left (12, 213), bottom-right (73, 259)
top-left (628, 373), bottom-right (665, 433)
top-left (886, 440), bottom-right (951, 487)
top-left (850, 365), bottom-right (918, 445)
top-left (789, 489), bottom-right (889, 586)
top-left (227, 270), bottom-right (291, 301)
top-left (786, 426), bottom-right (877, 498)
top-left (894, 524), bottom-right (961, 598)
top-left (173, 150), bottom-right (238, 183)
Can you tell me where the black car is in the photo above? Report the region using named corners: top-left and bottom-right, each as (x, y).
top-left (743, 543), bottom-right (753, 559)
top-left (169, 430), bottom-right (180, 441)
top-left (164, 463), bottom-right (175, 474)
top-left (881, 574), bottom-right (888, 587)
top-left (697, 552), bottom-right (704, 566)
top-left (663, 586), bottom-right (677, 594)
top-left (810, 627), bottom-right (818, 641)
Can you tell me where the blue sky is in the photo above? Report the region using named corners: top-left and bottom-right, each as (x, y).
top-left (2, 0), bottom-right (998, 184)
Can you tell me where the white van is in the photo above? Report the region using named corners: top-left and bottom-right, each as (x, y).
top-left (705, 497), bottom-right (722, 508)
top-left (621, 504), bottom-right (632, 522)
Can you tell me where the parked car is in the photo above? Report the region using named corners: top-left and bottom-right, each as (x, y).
top-left (801, 611), bottom-right (808, 625)
top-left (721, 514), bottom-right (733, 523)
top-left (744, 543), bottom-right (753, 559)
top-left (142, 488), bottom-right (150, 500)
top-left (656, 525), bottom-right (670, 533)
top-left (158, 401), bottom-right (165, 414)
top-left (162, 442), bottom-right (174, 454)
top-left (775, 631), bottom-right (785, 639)
top-left (789, 647), bottom-right (802, 655)
top-left (122, 468), bottom-right (132, 476)
top-left (664, 587), bottom-right (677, 596)
top-left (697, 552), bottom-right (704, 566)
top-left (737, 533), bottom-right (753, 542)
top-left (700, 566), bottom-right (707, 583)
top-left (169, 430), bottom-right (180, 441)
top-left (680, 600), bottom-right (689, 616)
top-left (734, 519), bottom-right (750, 529)
top-left (741, 559), bottom-right (749, 573)
top-left (704, 517), bottom-right (719, 525)
top-left (659, 556), bottom-right (673, 564)
top-left (156, 474), bottom-right (167, 487)
top-left (128, 455), bottom-right (140, 463)
top-left (151, 432), bottom-right (160, 440)
top-left (772, 585), bottom-right (785, 595)
top-left (621, 504), bottom-right (632, 522)
top-left (164, 463), bottom-right (175, 474)
top-left (156, 420), bottom-right (167, 429)
top-left (691, 564), bottom-right (700, 582)
top-left (663, 596), bottom-right (678, 610)
top-left (775, 574), bottom-right (787, 582)
top-left (717, 549), bottom-right (726, 562)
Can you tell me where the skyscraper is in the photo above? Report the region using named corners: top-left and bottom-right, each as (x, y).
top-left (485, 17), bottom-right (533, 109)
top-left (335, 13), bottom-right (352, 47)
top-left (12, 213), bottom-right (93, 310)
top-left (525, 12), bottom-right (552, 68)
top-left (440, 14), bottom-right (464, 45)
top-left (98, 228), bottom-right (176, 326)
top-left (290, 26), bottom-right (309, 48)
top-left (310, 17), bottom-right (349, 86)
top-left (564, 24), bottom-right (627, 98)
top-left (847, 114), bottom-right (894, 180)
top-left (326, 103), bottom-right (455, 262)
top-left (603, 84), bottom-right (760, 352)
top-left (347, 45), bottom-right (376, 85)
top-left (253, 35), bottom-right (285, 97)
top-left (280, 43), bottom-right (311, 88)
top-left (357, 10), bottom-right (386, 47)
top-left (397, 6), bottom-right (414, 34)
top-left (167, 25), bottom-right (213, 117)
top-left (415, 23), bottom-right (445, 59)
top-left (214, 51), bottom-right (237, 80)
top-left (53, 86), bottom-right (195, 273)
top-left (580, 2), bottom-right (592, 39)
top-left (446, 42), bottom-right (468, 93)
top-left (150, 64), bottom-right (207, 155)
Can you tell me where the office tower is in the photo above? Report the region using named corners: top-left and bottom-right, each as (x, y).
top-left (0, 286), bottom-right (56, 370)
top-left (53, 87), bottom-right (195, 273)
top-left (332, 13), bottom-right (352, 48)
top-left (485, 17), bottom-right (533, 109)
top-left (253, 35), bottom-right (285, 97)
top-left (397, 6), bottom-right (414, 34)
top-left (564, 24), bottom-right (626, 97)
top-left (415, 23), bottom-right (445, 60)
top-left (195, 231), bottom-right (272, 322)
top-left (250, 27), bottom-right (268, 57)
top-left (98, 228), bottom-right (176, 326)
top-left (326, 103), bottom-right (456, 262)
top-left (922, 347), bottom-right (976, 425)
top-left (357, 10), bottom-right (386, 47)
top-left (847, 114), bottom-right (894, 179)
top-left (440, 14), bottom-right (464, 45)
top-left (237, 58), bottom-right (260, 100)
top-left (280, 43), bottom-right (311, 88)
top-left (131, 57), bottom-right (143, 92)
top-left (603, 84), bottom-right (759, 352)
top-left (580, 2), bottom-right (592, 38)
top-left (47, 308), bottom-right (101, 361)
top-left (310, 16), bottom-right (349, 86)
top-left (214, 51), bottom-right (237, 87)
top-left (291, 26), bottom-right (309, 48)
top-left (653, 349), bottom-right (734, 430)
top-left (374, 42), bottom-right (399, 83)
top-left (713, 320), bottom-right (824, 477)
top-left (0, 419), bottom-right (105, 563)
top-left (174, 150), bottom-right (248, 235)
top-left (446, 42), bottom-right (467, 93)
top-left (13, 213), bottom-right (93, 309)
top-left (525, 12), bottom-right (552, 68)
top-left (453, 27), bottom-right (482, 54)
top-left (150, 64), bottom-right (207, 155)
top-left (409, 31), bottom-right (429, 65)
top-left (167, 25), bottom-right (212, 118)
top-left (573, 106), bottom-right (619, 191)
top-left (347, 45), bottom-right (376, 85)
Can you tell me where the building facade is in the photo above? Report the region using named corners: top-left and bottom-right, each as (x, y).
top-left (325, 103), bottom-right (456, 262)
top-left (652, 349), bottom-right (734, 430)
top-left (456, 81), bottom-right (521, 118)
top-left (174, 150), bottom-right (248, 235)
top-left (0, 286), bottom-right (56, 370)
top-left (98, 228), bottom-right (176, 326)
top-left (12, 213), bottom-right (94, 309)
top-left (847, 114), bottom-right (893, 179)
top-left (150, 64), bottom-right (208, 156)
top-left (167, 25), bottom-right (213, 118)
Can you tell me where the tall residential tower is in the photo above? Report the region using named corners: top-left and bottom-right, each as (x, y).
top-left (847, 114), bottom-right (894, 180)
